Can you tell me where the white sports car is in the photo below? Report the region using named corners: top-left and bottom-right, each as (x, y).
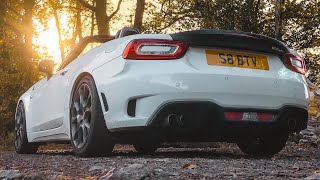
top-left (15, 28), bottom-right (309, 156)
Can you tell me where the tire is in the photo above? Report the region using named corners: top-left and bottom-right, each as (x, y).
top-left (15, 102), bottom-right (39, 154)
top-left (134, 142), bottom-right (159, 154)
top-left (236, 134), bottom-right (288, 156)
top-left (70, 75), bottom-right (114, 157)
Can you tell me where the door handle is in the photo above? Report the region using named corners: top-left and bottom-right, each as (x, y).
top-left (60, 70), bottom-right (68, 76)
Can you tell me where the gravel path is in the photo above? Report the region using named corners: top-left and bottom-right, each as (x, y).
top-left (0, 142), bottom-right (319, 179)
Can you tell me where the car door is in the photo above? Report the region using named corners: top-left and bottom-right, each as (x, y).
top-left (29, 67), bottom-right (70, 132)
top-left (29, 37), bottom-right (106, 132)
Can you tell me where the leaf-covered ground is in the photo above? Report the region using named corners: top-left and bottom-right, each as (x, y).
top-left (0, 143), bottom-right (319, 179)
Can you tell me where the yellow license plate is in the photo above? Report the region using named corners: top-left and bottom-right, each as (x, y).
top-left (206, 50), bottom-right (269, 70)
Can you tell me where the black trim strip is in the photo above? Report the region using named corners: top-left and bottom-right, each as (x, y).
top-left (127, 99), bottom-right (137, 117)
top-left (101, 93), bottom-right (109, 112)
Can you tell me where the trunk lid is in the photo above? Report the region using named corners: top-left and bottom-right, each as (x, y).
top-left (170, 30), bottom-right (290, 56)
top-left (170, 30), bottom-right (291, 77)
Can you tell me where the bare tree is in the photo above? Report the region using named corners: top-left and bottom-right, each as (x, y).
top-left (0, 0), bottom-right (8, 39)
top-left (77, 0), bottom-right (123, 35)
top-left (90, 0), bottom-right (96, 36)
top-left (49, 0), bottom-right (84, 59)
top-left (275, 0), bottom-right (285, 40)
top-left (23, 0), bottom-right (36, 62)
top-left (49, 0), bottom-right (65, 61)
top-left (69, 1), bottom-right (83, 49)
top-left (134, 0), bottom-right (145, 31)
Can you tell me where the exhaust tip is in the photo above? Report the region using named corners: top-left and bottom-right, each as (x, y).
top-left (167, 114), bottom-right (178, 127)
top-left (288, 118), bottom-right (297, 131)
top-left (178, 114), bottom-right (186, 126)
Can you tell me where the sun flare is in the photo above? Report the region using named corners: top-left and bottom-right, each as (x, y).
top-left (34, 0), bottom-right (133, 65)
top-left (35, 18), bottom-right (61, 63)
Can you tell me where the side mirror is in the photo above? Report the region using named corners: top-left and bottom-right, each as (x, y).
top-left (39, 60), bottom-right (54, 77)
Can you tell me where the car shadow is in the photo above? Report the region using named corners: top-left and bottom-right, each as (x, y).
top-left (113, 149), bottom-right (248, 159)
top-left (35, 147), bottom-right (275, 160)
top-left (34, 143), bottom-right (317, 160)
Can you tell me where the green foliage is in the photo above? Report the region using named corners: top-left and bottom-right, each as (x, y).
top-left (144, 0), bottom-right (320, 82)
top-left (0, 1), bottom-right (40, 141)
top-left (144, 0), bottom-right (201, 33)
top-left (0, 132), bottom-right (15, 151)
top-left (0, 44), bottom-right (39, 139)
top-left (305, 51), bottom-right (320, 84)
top-left (144, 0), bottom-right (268, 33)
top-left (198, 0), bottom-right (267, 33)
top-left (280, 0), bottom-right (320, 82)
top-left (279, 0), bottom-right (320, 48)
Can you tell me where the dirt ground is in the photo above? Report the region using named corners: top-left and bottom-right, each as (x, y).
top-left (0, 142), bottom-right (319, 179)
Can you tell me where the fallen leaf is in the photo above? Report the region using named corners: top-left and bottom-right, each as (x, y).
top-left (182, 163), bottom-right (198, 169)
top-left (99, 168), bottom-right (115, 180)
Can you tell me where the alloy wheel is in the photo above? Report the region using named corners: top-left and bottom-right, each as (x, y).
top-left (14, 108), bottom-right (23, 148)
top-left (71, 83), bottom-right (92, 149)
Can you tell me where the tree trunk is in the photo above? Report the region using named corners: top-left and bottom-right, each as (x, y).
top-left (90, 0), bottom-right (96, 36)
top-left (275, 0), bottom-right (285, 40)
top-left (96, 0), bottom-right (109, 35)
top-left (134, 0), bottom-right (145, 31)
top-left (0, 0), bottom-right (7, 39)
top-left (70, 1), bottom-right (83, 49)
top-left (76, 2), bottom-right (83, 40)
top-left (0, 0), bottom-right (7, 24)
top-left (23, 0), bottom-right (35, 62)
top-left (50, 0), bottom-right (65, 61)
top-left (77, 0), bottom-right (122, 35)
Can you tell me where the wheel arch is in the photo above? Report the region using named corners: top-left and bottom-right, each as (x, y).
top-left (69, 72), bottom-right (96, 107)
top-left (17, 99), bottom-right (24, 107)
top-left (17, 91), bottom-right (33, 135)
top-left (15, 100), bottom-right (24, 123)
top-left (68, 71), bottom-right (110, 132)
top-left (69, 71), bottom-right (107, 118)
top-left (15, 98), bottom-right (33, 142)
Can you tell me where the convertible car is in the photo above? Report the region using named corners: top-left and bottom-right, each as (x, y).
top-left (15, 28), bottom-right (309, 156)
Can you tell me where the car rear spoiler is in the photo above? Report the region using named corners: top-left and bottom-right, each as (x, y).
top-left (170, 30), bottom-right (291, 56)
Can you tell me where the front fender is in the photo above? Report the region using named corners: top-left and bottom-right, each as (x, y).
top-left (17, 85), bottom-right (34, 133)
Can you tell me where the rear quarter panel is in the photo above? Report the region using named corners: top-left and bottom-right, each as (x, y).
top-left (59, 34), bottom-right (172, 133)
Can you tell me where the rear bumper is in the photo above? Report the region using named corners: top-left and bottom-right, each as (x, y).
top-left (92, 56), bottom-right (309, 130)
top-left (147, 102), bottom-right (308, 130)
top-left (111, 102), bottom-right (308, 143)
top-left (94, 70), bottom-right (308, 130)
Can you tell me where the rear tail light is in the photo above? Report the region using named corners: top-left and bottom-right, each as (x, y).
top-left (257, 113), bottom-right (274, 121)
top-left (224, 112), bottom-right (244, 121)
top-left (224, 111), bottom-right (274, 122)
top-left (283, 53), bottom-right (306, 75)
top-left (123, 39), bottom-right (188, 60)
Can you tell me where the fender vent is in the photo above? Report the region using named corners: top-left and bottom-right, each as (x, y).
top-left (101, 93), bottom-right (109, 112)
top-left (127, 99), bottom-right (137, 117)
